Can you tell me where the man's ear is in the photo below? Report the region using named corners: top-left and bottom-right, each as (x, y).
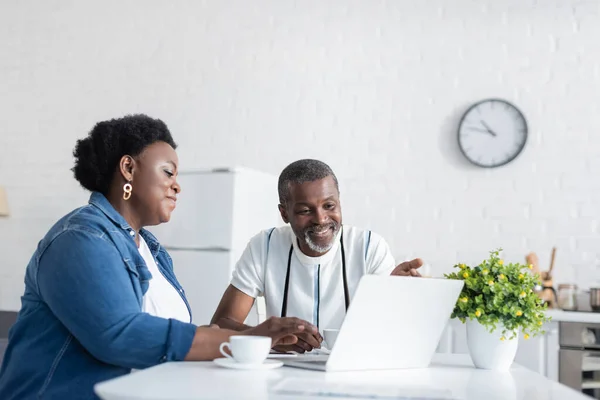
top-left (278, 204), bottom-right (289, 224)
top-left (119, 155), bottom-right (135, 182)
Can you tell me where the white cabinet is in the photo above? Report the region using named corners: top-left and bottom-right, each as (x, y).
top-left (438, 319), bottom-right (468, 354)
top-left (150, 167), bottom-right (281, 254)
top-left (513, 321), bottom-right (559, 377)
top-left (546, 322), bottom-right (560, 381)
top-left (168, 250), bottom-right (232, 326)
top-left (148, 167), bottom-right (281, 326)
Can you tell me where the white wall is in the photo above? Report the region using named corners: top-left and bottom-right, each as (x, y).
top-left (1, 0), bottom-right (599, 311)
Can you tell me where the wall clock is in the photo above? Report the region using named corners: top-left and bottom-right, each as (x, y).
top-left (457, 98), bottom-right (528, 168)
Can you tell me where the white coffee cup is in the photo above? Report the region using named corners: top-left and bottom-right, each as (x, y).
top-left (323, 329), bottom-right (340, 349)
top-left (219, 336), bottom-right (271, 364)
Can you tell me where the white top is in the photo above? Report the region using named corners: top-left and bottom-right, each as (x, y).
top-left (94, 353), bottom-right (589, 400)
top-left (545, 309), bottom-right (600, 323)
top-left (138, 236), bottom-right (191, 323)
top-left (230, 225), bottom-right (396, 330)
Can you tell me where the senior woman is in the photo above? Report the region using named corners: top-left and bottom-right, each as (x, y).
top-left (0, 114), bottom-right (315, 400)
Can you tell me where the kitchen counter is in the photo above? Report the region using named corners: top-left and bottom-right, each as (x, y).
top-left (545, 309), bottom-right (600, 324)
top-left (94, 353), bottom-right (587, 400)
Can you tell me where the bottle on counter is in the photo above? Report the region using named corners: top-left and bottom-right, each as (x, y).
top-left (557, 283), bottom-right (578, 311)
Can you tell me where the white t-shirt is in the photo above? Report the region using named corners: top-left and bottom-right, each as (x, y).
top-left (138, 236), bottom-right (191, 323)
top-left (230, 225), bottom-right (396, 330)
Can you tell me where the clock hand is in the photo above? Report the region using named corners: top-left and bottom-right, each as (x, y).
top-left (468, 127), bottom-right (495, 134)
top-left (480, 120), bottom-right (497, 137)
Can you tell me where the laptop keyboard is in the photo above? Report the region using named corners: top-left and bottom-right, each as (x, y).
top-left (302, 360), bottom-right (328, 365)
top-left (289, 354), bottom-right (329, 362)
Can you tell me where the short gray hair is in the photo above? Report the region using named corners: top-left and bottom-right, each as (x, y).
top-left (278, 159), bottom-right (339, 205)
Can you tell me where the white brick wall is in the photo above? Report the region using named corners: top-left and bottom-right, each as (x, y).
top-left (1, 0), bottom-right (600, 311)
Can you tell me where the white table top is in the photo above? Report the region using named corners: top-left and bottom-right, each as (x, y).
top-left (94, 353), bottom-right (587, 400)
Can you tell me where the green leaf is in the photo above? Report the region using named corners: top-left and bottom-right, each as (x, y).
top-left (447, 248), bottom-right (552, 333)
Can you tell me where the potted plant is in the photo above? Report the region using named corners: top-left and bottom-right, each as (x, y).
top-left (444, 249), bottom-right (551, 371)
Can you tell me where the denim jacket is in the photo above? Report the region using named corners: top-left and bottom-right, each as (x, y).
top-left (0, 192), bottom-right (197, 400)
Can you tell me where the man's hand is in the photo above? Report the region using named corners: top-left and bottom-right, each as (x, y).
top-left (272, 330), bottom-right (323, 354)
top-left (242, 316), bottom-right (319, 347)
top-left (391, 258), bottom-right (424, 277)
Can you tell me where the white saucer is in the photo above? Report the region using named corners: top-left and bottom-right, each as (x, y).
top-left (213, 358), bottom-right (283, 370)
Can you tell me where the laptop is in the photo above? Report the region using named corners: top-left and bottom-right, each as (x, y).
top-left (281, 275), bottom-right (463, 372)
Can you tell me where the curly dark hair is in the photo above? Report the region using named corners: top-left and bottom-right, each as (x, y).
top-left (72, 114), bottom-right (177, 195)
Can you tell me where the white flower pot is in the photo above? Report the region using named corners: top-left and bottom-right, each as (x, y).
top-left (466, 319), bottom-right (518, 371)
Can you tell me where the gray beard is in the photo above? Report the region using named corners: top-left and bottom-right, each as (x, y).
top-left (303, 224), bottom-right (340, 253)
top-left (304, 233), bottom-right (334, 253)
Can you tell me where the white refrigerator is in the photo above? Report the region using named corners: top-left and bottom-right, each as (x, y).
top-left (148, 167), bottom-right (281, 326)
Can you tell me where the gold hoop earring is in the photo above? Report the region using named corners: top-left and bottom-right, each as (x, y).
top-left (123, 183), bottom-right (132, 200)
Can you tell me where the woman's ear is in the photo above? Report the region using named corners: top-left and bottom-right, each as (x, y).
top-left (119, 155), bottom-right (135, 182)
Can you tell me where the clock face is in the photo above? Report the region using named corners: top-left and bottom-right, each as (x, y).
top-left (457, 99), bottom-right (528, 168)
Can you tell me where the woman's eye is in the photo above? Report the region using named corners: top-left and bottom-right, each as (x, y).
top-left (164, 170), bottom-right (174, 177)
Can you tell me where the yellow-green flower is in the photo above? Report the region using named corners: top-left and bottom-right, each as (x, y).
top-left (445, 249), bottom-right (550, 339)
